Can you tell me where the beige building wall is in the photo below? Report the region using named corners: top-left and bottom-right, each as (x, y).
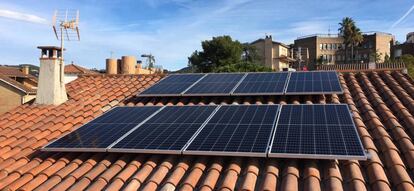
top-left (294, 32), bottom-right (394, 68)
top-left (375, 33), bottom-right (394, 61)
top-left (0, 81), bottom-right (24, 114)
top-left (251, 35), bottom-right (291, 71)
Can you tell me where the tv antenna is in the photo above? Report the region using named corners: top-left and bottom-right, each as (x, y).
top-left (141, 54), bottom-right (155, 68)
top-left (52, 9), bottom-right (80, 82)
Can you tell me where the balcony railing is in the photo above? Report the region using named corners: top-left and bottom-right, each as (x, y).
top-left (316, 61), bottom-right (406, 72)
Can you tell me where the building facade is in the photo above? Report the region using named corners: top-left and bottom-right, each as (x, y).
top-left (251, 35), bottom-right (293, 71)
top-left (0, 66), bottom-right (37, 113)
top-left (392, 32), bottom-right (414, 58)
top-left (294, 32), bottom-right (394, 68)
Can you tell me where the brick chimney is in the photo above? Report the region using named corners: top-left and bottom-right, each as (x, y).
top-left (35, 46), bottom-right (68, 105)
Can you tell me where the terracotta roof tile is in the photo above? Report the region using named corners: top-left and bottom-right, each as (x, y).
top-left (1, 72), bottom-right (414, 190)
top-left (64, 64), bottom-right (98, 75)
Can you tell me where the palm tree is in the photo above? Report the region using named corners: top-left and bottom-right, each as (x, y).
top-left (338, 17), bottom-right (363, 64)
top-left (350, 25), bottom-right (363, 64)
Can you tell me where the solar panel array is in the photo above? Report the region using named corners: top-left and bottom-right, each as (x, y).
top-left (140, 74), bottom-right (204, 96)
top-left (138, 71), bottom-right (342, 96)
top-left (269, 104), bottom-right (365, 160)
top-left (110, 106), bottom-right (217, 154)
top-left (185, 73), bottom-right (245, 95)
top-left (44, 106), bottom-right (162, 152)
top-left (285, 71), bottom-right (342, 94)
top-left (233, 73), bottom-right (288, 95)
top-left (184, 105), bottom-right (279, 157)
top-left (43, 104), bottom-right (366, 160)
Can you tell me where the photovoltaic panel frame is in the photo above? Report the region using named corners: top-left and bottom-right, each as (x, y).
top-left (285, 71), bottom-right (343, 95)
top-left (232, 72), bottom-right (289, 95)
top-left (183, 104), bottom-right (280, 157)
top-left (108, 105), bottom-right (219, 154)
top-left (42, 106), bottom-right (163, 152)
top-left (139, 74), bottom-right (205, 96)
top-left (183, 73), bottom-right (246, 96)
top-left (269, 104), bottom-right (366, 160)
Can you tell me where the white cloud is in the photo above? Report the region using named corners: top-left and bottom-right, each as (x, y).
top-left (0, 9), bottom-right (48, 24)
top-left (290, 20), bottom-right (331, 37)
top-left (390, 4), bottom-right (414, 29)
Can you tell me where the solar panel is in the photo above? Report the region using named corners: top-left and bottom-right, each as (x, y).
top-left (139, 74), bottom-right (205, 96)
top-left (184, 105), bottom-right (279, 157)
top-left (232, 72), bottom-right (289, 95)
top-left (42, 106), bottom-right (162, 152)
top-left (109, 105), bottom-right (218, 154)
top-left (269, 104), bottom-right (366, 160)
top-left (285, 71), bottom-right (343, 94)
top-left (183, 73), bottom-right (245, 95)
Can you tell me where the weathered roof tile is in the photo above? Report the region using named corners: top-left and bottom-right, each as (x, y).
top-left (1, 72), bottom-right (414, 190)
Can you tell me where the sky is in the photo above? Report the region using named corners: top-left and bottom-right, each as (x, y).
top-left (0, 0), bottom-right (413, 71)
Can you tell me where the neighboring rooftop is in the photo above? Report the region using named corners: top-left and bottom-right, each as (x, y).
top-left (0, 70), bottom-right (414, 190)
top-left (64, 64), bottom-right (99, 75)
top-left (0, 66), bottom-right (37, 94)
top-left (250, 37), bottom-right (290, 48)
top-left (0, 66), bottom-right (36, 79)
top-left (297, 31), bottom-right (394, 40)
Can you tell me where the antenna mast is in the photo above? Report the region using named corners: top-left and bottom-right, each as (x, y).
top-left (52, 9), bottom-right (80, 82)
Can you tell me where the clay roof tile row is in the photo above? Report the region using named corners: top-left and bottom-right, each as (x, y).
top-left (1, 72), bottom-right (414, 190)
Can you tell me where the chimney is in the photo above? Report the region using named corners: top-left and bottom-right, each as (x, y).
top-left (21, 65), bottom-right (30, 75)
top-left (121, 56), bottom-right (136, 74)
top-left (264, 34), bottom-right (274, 69)
top-left (35, 46), bottom-right (68, 105)
top-left (106, 58), bottom-right (118, 74)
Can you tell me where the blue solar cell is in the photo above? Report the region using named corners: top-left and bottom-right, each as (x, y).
top-left (184, 105), bottom-right (280, 157)
top-left (109, 106), bottom-right (218, 153)
top-left (285, 71), bottom-right (343, 94)
top-left (43, 106), bottom-right (162, 151)
top-left (232, 72), bottom-right (288, 95)
top-left (269, 104), bottom-right (366, 160)
top-left (184, 73), bottom-right (245, 95)
top-left (140, 74), bottom-right (205, 96)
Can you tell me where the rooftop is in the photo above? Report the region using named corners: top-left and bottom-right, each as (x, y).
top-left (0, 70), bottom-right (414, 190)
top-left (296, 31), bottom-right (394, 40)
top-left (64, 64), bottom-right (99, 75)
top-left (0, 66), bottom-right (37, 94)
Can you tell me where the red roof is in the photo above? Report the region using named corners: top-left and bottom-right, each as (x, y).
top-left (0, 66), bottom-right (37, 94)
top-left (0, 71), bottom-right (414, 190)
top-left (64, 64), bottom-right (98, 75)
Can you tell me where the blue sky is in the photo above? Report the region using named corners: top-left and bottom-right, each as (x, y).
top-left (0, 0), bottom-right (413, 71)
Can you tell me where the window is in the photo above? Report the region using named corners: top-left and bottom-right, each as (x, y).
top-left (333, 44), bottom-right (337, 50)
top-left (320, 44), bottom-right (323, 50)
top-left (324, 44), bottom-right (328, 50)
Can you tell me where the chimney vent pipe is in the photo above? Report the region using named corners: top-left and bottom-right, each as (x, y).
top-left (106, 58), bottom-right (118, 74)
top-left (121, 56), bottom-right (136, 74)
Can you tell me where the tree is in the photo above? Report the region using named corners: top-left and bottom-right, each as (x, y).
top-left (338, 17), bottom-right (363, 64)
top-left (400, 54), bottom-right (414, 78)
top-left (188, 35), bottom-right (269, 72)
top-left (370, 49), bottom-right (382, 63)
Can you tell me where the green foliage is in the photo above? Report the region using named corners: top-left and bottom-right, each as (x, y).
top-left (188, 35), bottom-right (269, 72)
top-left (400, 54), bottom-right (414, 78)
top-left (370, 49), bottom-right (383, 63)
top-left (214, 62), bottom-right (272, 72)
top-left (338, 17), bottom-right (363, 64)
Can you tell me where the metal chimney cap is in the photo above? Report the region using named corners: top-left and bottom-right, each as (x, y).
top-left (37, 46), bottom-right (66, 50)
